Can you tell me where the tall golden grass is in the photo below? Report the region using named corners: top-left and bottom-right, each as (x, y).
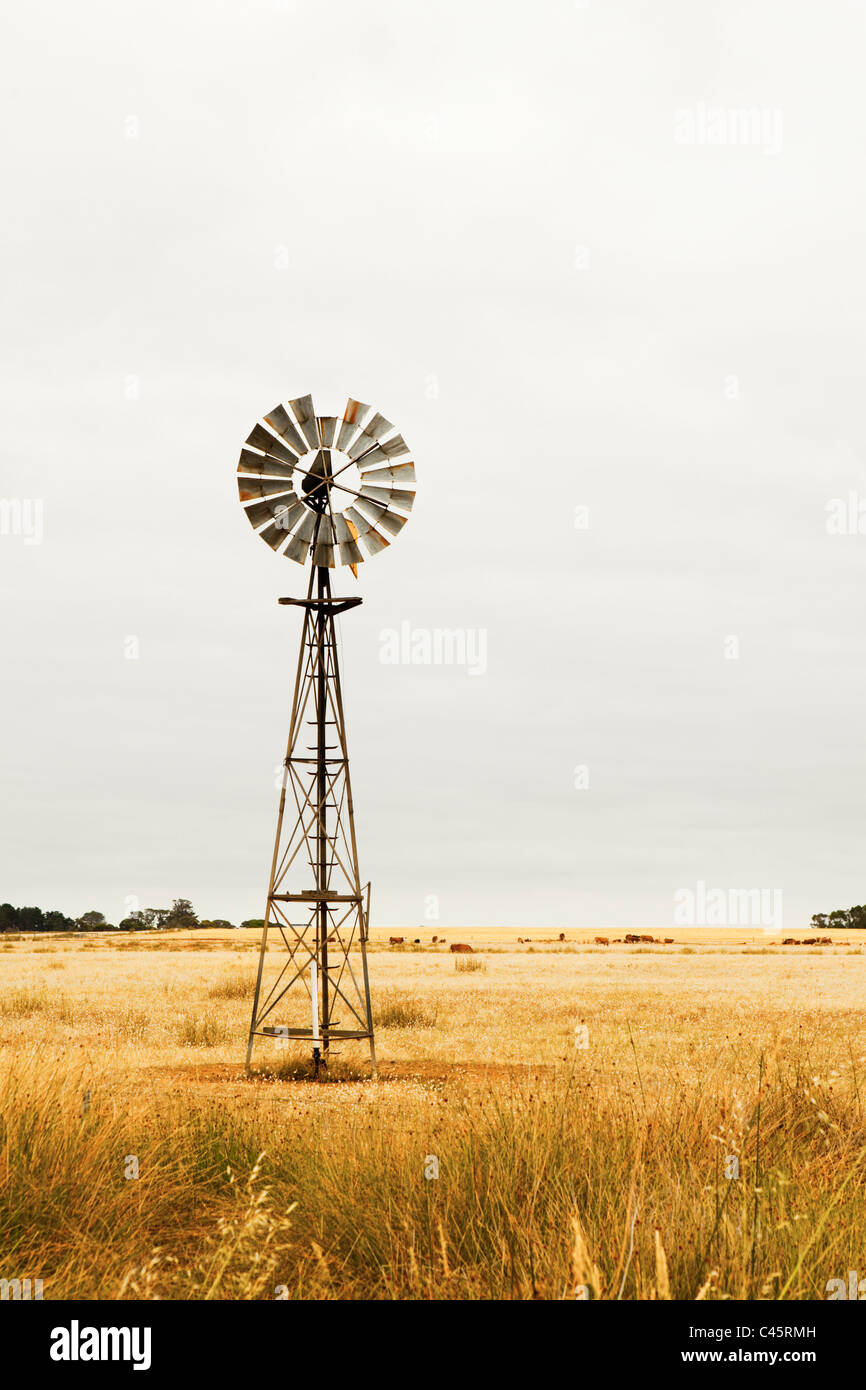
top-left (1, 1040), bottom-right (864, 1299)
top-left (1, 933), bottom-right (865, 1299)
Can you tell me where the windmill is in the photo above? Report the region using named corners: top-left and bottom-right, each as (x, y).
top-left (237, 394), bottom-right (416, 1077)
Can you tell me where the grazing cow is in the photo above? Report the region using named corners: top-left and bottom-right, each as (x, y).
top-left (663, 938), bottom-right (674, 944)
top-left (432, 936), bottom-right (438, 943)
top-left (517, 937), bottom-right (524, 944)
top-left (558, 933), bottom-right (566, 942)
top-left (820, 937), bottom-right (833, 944)
top-left (624, 934), bottom-right (640, 943)
top-left (782, 938), bottom-right (798, 945)
top-left (639, 934), bottom-right (654, 943)
top-left (414, 938), bottom-right (420, 943)
top-left (450, 942), bottom-right (472, 953)
top-left (594, 936), bottom-right (609, 945)
top-left (389, 936), bottom-right (404, 946)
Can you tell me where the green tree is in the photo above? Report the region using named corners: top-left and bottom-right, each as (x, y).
top-left (0, 903), bottom-right (19, 932)
top-left (76, 910), bottom-right (106, 931)
top-left (165, 898), bottom-right (198, 929)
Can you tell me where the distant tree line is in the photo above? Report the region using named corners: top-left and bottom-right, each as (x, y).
top-left (0, 898), bottom-right (265, 933)
top-left (811, 905), bottom-right (866, 931)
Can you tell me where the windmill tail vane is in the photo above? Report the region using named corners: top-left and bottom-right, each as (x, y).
top-left (238, 393), bottom-right (416, 1077)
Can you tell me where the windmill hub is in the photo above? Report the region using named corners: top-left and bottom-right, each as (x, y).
top-left (297, 447), bottom-right (362, 514)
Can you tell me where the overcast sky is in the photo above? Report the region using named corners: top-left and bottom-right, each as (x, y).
top-left (2, 0), bottom-right (864, 931)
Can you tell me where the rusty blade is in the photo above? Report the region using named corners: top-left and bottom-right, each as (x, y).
top-left (359, 526), bottom-right (390, 556)
top-left (242, 499), bottom-right (279, 529)
top-left (283, 532), bottom-right (310, 565)
top-left (238, 476), bottom-right (295, 503)
top-left (365, 411), bottom-right (393, 440)
top-left (270, 497), bottom-right (306, 532)
top-left (237, 448), bottom-right (294, 480)
top-left (338, 536), bottom-right (364, 566)
top-left (336, 397), bottom-right (370, 452)
top-left (263, 405), bottom-right (307, 456)
top-left (289, 395), bottom-right (319, 450)
top-left (259, 520), bottom-right (292, 552)
top-left (353, 444), bottom-right (388, 468)
top-left (359, 484), bottom-right (415, 511)
top-left (317, 416), bottom-right (337, 448)
top-left (358, 463), bottom-right (416, 486)
top-left (333, 514), bottom-right (354, 545)
top-left (346, 408), bottom-right (393, 460)
top-left (344, 505), bottom-right (371, 537)
top-left (354, 495), bottom-right (388, 525)
top-left (292, 510), bottom-right (318, 546)
top-left (245, 423), bottom-right (297, 465)
top-left (381, 433), bottom-right (410, 459)
top-left (377, 509), bottom-right (409, 538)
top-left (312, 540), bottom-right (336, 567)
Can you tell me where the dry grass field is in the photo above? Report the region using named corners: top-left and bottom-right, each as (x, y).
top-left (1, 927), bottom-right (865, 1300)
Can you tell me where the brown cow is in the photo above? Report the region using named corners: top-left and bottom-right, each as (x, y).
top-left (624, 934), bottom-right (640, 943)
top-left (389, 936), bottom-right (404, 945)
top-left (663, 938), bottom-right (674, 944)
top-left (432, 936), bottom-right (438, 943)
top-left (450, 943), bottom-right (472, 953)
top-left (594, 936), bottom-right (609, 945)
top-left (639, 934), bottom-right (654, 943)
top-left (558, 933), bottom-right (566, 942)
top-left (782, 938), bottom-right (798, 945)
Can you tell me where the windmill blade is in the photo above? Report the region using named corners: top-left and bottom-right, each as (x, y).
top-left (338, 536), bottom-right (364, 566)
top-left (289, 395), bottom-right (320, 451)
top-left (352, 444), bottom-right (388, 468)
top-left (283, 532), bottom-right (310, 565)
top-left (359, 484), bottom-right (415, 511)
top-left (237, 448), bottom-right (294, 481)
top-left (245, 424), bottom-right (297, 465)
top-left (259, 520), bottom-right (293, 553)
top-left (270, 497), bottom-right (306, 532)
top-left (377, 509), bottom-right (408, 538)
top-left (241, 494), bottom-right (304, 531)
top-left (359, 526), bottom-right (390, 557)
top-left (292, 510), bottom-right (318, 547)
top-left (317, 416), bottom-right (337, 448)
top-left (336, 398), bottom-right (370, 453)
top-left (333, 514), bottom-right (355, 546)
top-left (346, 410), bottom-right (393, 461)
top-left (354, 495), bottom-right (388, 525)
top-left (242, 499), bottom-right (280, 529)
top-left (358, 463), bottom-right (416, 486)
top-left (311, 513), bottom-right (336, 568)
top-left (238, 476), bottom-right (295, 503)
top-left (263, 405), bottom-right (307, 456)
top-left (313, 539), bottom-right (336, 567)
top-left (365, 411), bottom-right (393, 440)
top-left (381, 434), bottom-right (410, 460)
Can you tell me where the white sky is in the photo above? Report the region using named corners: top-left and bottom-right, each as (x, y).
top-left (1, 0), bottom-right (865, 930)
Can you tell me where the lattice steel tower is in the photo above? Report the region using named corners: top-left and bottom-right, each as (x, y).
top-left (236, 394), bottom-right (416, 1076)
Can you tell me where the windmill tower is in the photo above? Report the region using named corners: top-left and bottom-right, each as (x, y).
top-left (237, 394), bottom-right (416, 1076)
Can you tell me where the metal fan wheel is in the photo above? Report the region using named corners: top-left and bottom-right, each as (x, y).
top-left (237, 394), bottom-right (416, 568)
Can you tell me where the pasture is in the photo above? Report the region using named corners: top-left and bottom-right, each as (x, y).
top-left (0, 927), bottom-right (864, 1299)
